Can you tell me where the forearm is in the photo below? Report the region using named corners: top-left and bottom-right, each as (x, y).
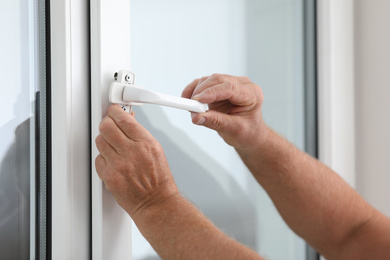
top-left (182, 74), bottom-right (390, 258)
top-left (131, 193), bottom-right (263, 260)
top-left (236, 128), bottom-right (386, 258)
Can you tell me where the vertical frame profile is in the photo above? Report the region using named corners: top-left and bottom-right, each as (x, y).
top-left (90, 0), bottom-right (132, 259)
top-left (50, 0), bottom-right (91, 258)
top-left (317, 0), bottom-right (355, 257)
top-left (317, 0), bottom-right (355, 186)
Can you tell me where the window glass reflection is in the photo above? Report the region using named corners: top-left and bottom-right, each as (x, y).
top-left (0, 0), bottom-right (38, 258)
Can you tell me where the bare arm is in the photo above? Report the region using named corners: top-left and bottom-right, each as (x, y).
top-left (239, 129), bottom-right (390, 259)
top-left (185, 73), bottom-right (390, 259)
top-left (95, 105), bottom-right (263, 260)
top-left (133, 193), bottom-right (262, 260)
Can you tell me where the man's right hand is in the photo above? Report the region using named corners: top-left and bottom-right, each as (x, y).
top-left (182, 73), bottom-right (269, 151)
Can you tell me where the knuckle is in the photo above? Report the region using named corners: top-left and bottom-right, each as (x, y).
top-left (151, 142), bottom-right (164, 156)
top-left (107, 159), bottom-right (131, 182)
top-left (117, 159), bottom-right (131, 174)
top-left (199, 76), bottom-right (209, 82)
top-left (193, 78), bottom-right (200, 84)
top-left (115, 114), bottom-right (132, 128)
top-left (99, 118), bottom-right (109, 133)
top-left (107, 104), bottom-right (118, 115)
top-left (142, 139), bottom-right (158, 154)
top-left (96, 155), bottom-right (132, 190)
top-left (211, 73), bottom-right (223, 82)
top-left (95, 155), bottom-right (106, 176)
top-left (95, 154), bottom-right (103, 166)
top-left (229, 80), bottom-right (237, 91)
top-left (202, 87), bottom-right (217, 101)
top-left (141, 140), bottom-right (165, 162)
top-left (239, 76), bottom-right (250, 82)
top-left (112, 149), bottom-right (127, 164)
top-left (248, 83), bottom-right (263, 105)
top-left (95, 134), bottom-right (103, 145)
top-left (208, 116), bottom-right (223, 131)
top-left (257, 86), bottom-right (264, 102)
top-left (226, 80), bottom-right (238, 96)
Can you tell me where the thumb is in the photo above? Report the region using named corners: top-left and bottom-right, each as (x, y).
top-left (192, 110), bottom-right (235, 135)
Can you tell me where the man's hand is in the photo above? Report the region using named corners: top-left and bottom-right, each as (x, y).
top-left (95, 104), bottom-right (264, 260)
top-left (95, 105), bottom-right (179, 218)
top-left (182, 73), bottom-right (269, 151)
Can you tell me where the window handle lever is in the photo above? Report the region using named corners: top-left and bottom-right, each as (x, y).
top-left (109, 70), bottom-right (208, 113)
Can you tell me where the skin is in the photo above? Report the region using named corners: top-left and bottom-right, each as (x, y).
top-left (96, 73), bottom-right (390, 259)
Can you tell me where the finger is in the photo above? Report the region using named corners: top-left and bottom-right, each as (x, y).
top-left (99, 115), bottom-right (130, 154)
top-left (95, 154), bottom-right (107, 180)
top-left (190, 74), bottom-right (223, 98)
top-left (191, 110), bottom-right (239, 136)
top-left (181, 78), bottom-right (201, 99)
top-left (182, 75), bottom-right (211, 99)
top-left (108, 104), bottom-right (153, 142)
top-left (208, 100), bottom-right (233, 114)
top-left (193, 74), bottom-right (252, 100)
top-left (188, 75), bottom-right (214, 99)
top-left (195, 82), bottom-right (259, 108)
top-left (95, 134), bottom-right (115, 158)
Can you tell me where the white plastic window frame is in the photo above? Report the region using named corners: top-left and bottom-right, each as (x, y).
top-left (317, 0), bottom-right (355, 187)
top-left (50, 0), bottom-right (90, 258)
top-left (91, 0), bottom-right (132, 259)
top-left (50, 0), bottom-right (131, 258)
top-left (317, 2), bottom-right (355, 258)
top-left (50, 0), bottom-right (132, 258)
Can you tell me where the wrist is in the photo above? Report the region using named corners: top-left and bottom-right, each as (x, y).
top-left (127, 181), bottom-right (180, 220)
top-left (129, 189), bottom-right (182, 224)
top-left (235, 122), bottom-right (271, 154)
top-left (234, 125), bottom-right (278, 175)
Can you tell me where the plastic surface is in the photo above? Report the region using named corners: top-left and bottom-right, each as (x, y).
top-left (110, 83), bottom-right (208, 113)
top-left (91, 1), bottom-right (132, 259)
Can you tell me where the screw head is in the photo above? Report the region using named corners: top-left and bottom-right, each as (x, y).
top-left (125, 74), bottom-right (132, 82)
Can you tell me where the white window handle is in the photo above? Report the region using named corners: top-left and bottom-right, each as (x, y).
top-left (109, 70), bottom-right (208, 113)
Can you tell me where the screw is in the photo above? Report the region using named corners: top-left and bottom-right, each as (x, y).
top-left (125, 74), bottom-right (132, 82)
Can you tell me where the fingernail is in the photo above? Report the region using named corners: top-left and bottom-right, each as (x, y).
top-left (193, 93), bottom-right (203, 100)
top-left (191, 112), bottom-right (196, 119)
top-left (195, 117), bottom-right (206, 125)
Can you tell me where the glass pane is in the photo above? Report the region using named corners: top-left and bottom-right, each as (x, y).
top-left (130, 0), bottom-right (307, 259)
top-left (0, 0), bottom-right (45, 259)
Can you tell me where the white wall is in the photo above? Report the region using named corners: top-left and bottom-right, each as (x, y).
top-left (355, 0), bottom-right (390, 217)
